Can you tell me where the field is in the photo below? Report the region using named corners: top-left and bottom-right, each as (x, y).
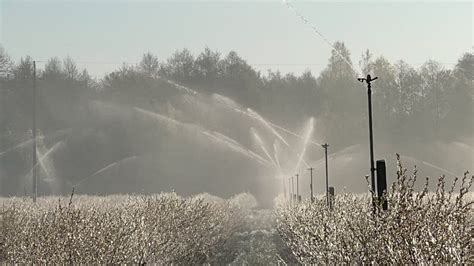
top-left (1, 159), bottom-right (472, 264)
top-left (276, 158), bottom-right (473, 264)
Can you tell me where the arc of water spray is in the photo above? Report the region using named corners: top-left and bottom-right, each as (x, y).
top-left (273, 142), bottom-right (283, 174)
top-left (234, 107), bottom-right (322, 150)
top-left (251, 128), bottom-right (279, 168)
top-left (0, 128), bottom-right (71, 158)
top-left (294, 117), bottom-right (314, 172)
top-left (283, 0), bottom-right (360, 75)
top-left (135, 107), bottom-right (184, 127)
top-left (247, 108), bottom-right (290, 147)
top-left (73, 155), bottom-right (138, 188)
top-left (0, 138), bottom-right (38, 157)
top-left (203, 131), bottom-right (274, 170)
top-left (24, 141), bottom-right (63, 181)
top-left (237, 107), bottom-right (314, 168)
top-left (247, 149), bottom-right (275, 170)
top-left (268, 121), bottom-right (322, 147)
top-left (401, 155), bottom-right (460, 177)
top-left (212, 131), bottom-right (241, 147)
top-left (311, 144), bottom-right (361, 167)
top-left (37, 150), bottom-right (53, 182)
top-left (158, 76), bottom-right (198, 95)
top-left (422, 161), bottom-right (459, 177)
top-left (136, 107), bottom-right (275, 170)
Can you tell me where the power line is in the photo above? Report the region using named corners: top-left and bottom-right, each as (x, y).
top-left (33, 60), bottom-right (458, 66)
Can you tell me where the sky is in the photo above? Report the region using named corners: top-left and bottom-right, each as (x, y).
top-left (1, 0), bottom-right (472, 78)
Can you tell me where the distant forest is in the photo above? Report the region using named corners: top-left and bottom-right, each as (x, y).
top-left (0, 42), bottom-right (472, 196)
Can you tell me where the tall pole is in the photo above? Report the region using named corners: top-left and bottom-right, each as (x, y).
top-left (290, 176), bottom-right (294, 202)
top-left (282, 178), bottom-right (286, 200)
top-left (32, 61), bottom-right (37, 203)
top-left (322, 143), bottom-right (329, 207)
top-left (308, 167), bottom-right (314, 202)
top-left (358, 74), bottom-right (378, 212)
top-left (288, 178), bottom-right (291, 201)
top-left (295, 173), bottom-right (299, 201)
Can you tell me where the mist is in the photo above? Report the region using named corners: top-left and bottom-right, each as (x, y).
top-left (0, 44), bottom-right (472, 207)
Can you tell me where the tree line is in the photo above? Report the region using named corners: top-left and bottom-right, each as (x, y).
top-left (0, 42), bottom-right (472, 195)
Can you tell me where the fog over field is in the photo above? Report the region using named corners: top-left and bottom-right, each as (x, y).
top-left (0, 1), bottom-right (472, 206)
top-left (1, 0), bottom-right (473, 264)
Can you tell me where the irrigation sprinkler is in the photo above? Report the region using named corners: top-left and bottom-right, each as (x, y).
top-left (32, 60), bottom-right (37, 203)
top-left (308, 167), bottom-right (315, 202)
top-left (357, 74), bottom-right (379, 213)
top-left (322, 143), bottom-right (329, 207)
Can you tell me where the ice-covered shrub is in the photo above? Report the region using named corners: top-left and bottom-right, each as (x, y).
top-left (0, 192), bottom-right (242, 264)
top-left (276, 155), bottom-right (473, 264)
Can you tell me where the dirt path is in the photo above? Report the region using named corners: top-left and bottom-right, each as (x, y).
top-left (212, 209), bottom-right (298, 264)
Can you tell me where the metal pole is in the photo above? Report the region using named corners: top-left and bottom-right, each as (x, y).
top-left (358, 74), bottom-right (378, 213)
top-left (288, 178), bottom-right (291, 201)
top-left (308, 167), bottom-right (314, 202)
top-left (290, 177), bottom-right (295, 202)
top-left (295, 173), bottom-right (299, 202)
top-left (282, 178), bottom-right (286, 200)
top-left (32, 61), bottom-right (37, 203)
top-left (322, 143), bottom-right (329, 207)
top-left (368, 82), bottom-right (375, 198)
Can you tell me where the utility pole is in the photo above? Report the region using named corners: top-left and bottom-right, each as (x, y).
top-left (308, 167), bottom-right (314, 202)
top-left (32, 60), bottom-right (37, 203)
top-left (322, 143), bottom-right (329, 207)
top-left (290, 176), bottom-right (294, 203)
top-left (282, 178), bottom-right (287, 201)
top-left (358, 74), bottom-right (378, 212)
top-left (295, 173), bottom-right (299, 202)
top-left (288, 177), bottom-right (291, 202)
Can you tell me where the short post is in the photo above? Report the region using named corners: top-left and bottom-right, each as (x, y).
top-left (376, 160), bottom-right (388, 211)
top-left (328, 186), bottom-right (335, 210)
top-left (308, 167), bottom-right (315, 202)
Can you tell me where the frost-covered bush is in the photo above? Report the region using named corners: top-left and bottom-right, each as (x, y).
top-left (276, 155), bottom-right (473, 264)
top-left (0, 192), bottom-right (242, 264)
top-left (229, 192), bottom-right (258, 210)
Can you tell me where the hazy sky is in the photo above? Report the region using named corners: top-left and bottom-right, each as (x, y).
top-left (1, 0), bottom-right (472, 78)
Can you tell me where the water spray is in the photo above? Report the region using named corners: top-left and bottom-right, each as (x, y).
top-left (273, 142), bottom-right (283, 174)
top-left (0, 128), bottom-right (70, 158)
top-left (402, 155), bottom-right (459, 177)
top-left (25, 141), bottom-right (63, 175)
top-left (136, 107), bottom-right (276, 170)
top-left (234, 107), bottom-right (322, 149)
top-left (73, 155), bottom-right (138, 188)
top-left (247, 108), bottom-right (290, 147)
top-left (283, 0), bottom-right (360, 75)
top-left (251, 128), bottom-right (279, 168)
top-left (158, 76), bottom-right (197, 95)
top-left (203, 131), bottom-right (274, 169)
top-left (294, 117), bottom-right (314, 173)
